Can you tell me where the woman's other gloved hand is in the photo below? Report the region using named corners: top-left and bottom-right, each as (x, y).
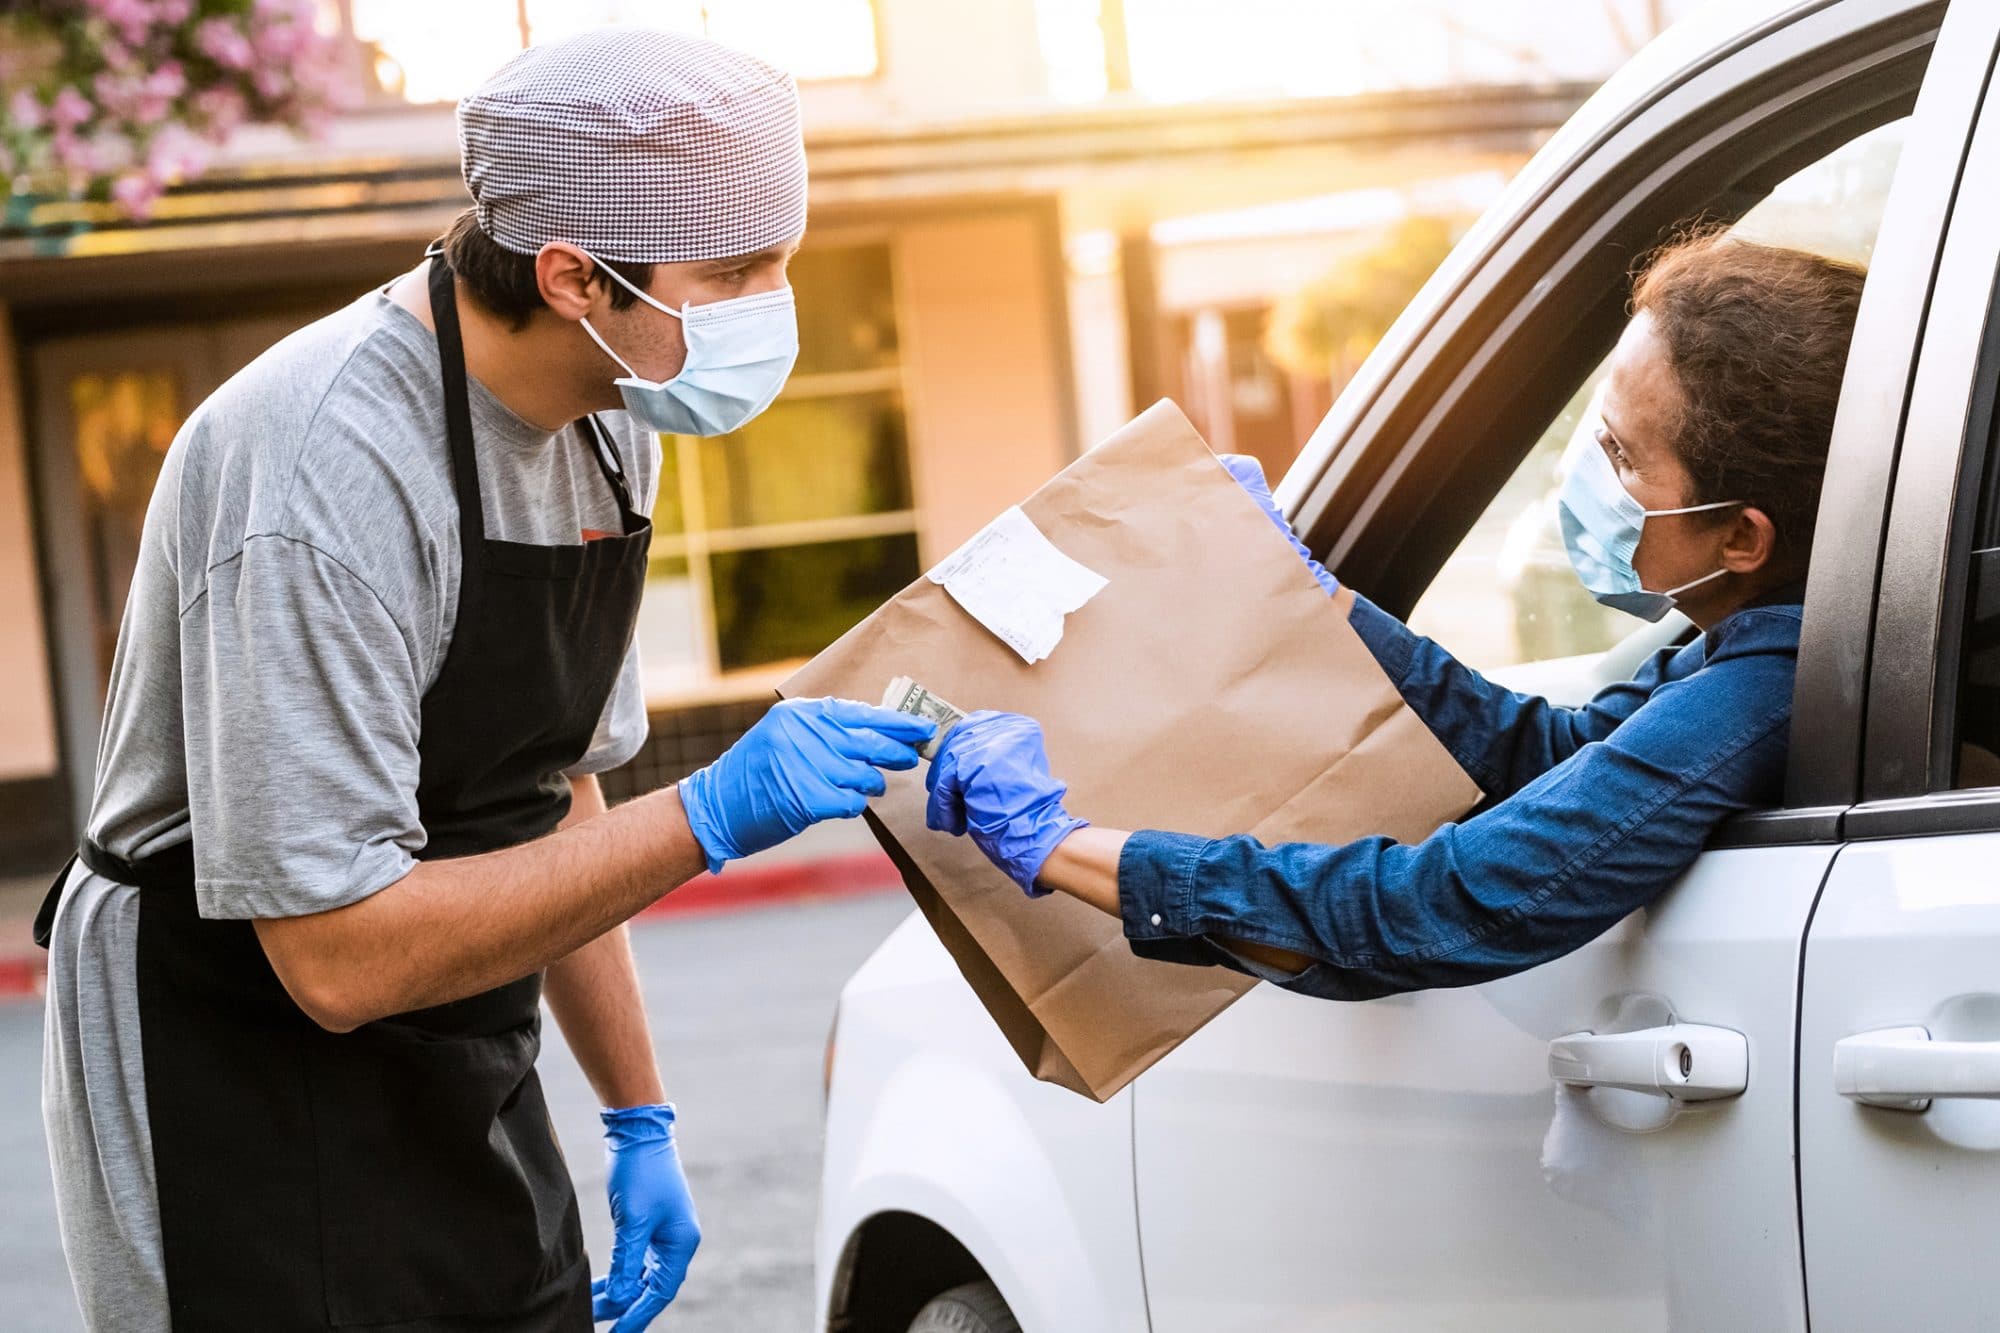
top-left (924, 711), bottom-right (1088, 896)
top-left (1219, 453), bottom-right (1341, 598)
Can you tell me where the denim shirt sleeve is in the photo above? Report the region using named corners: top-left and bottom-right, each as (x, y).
top-left (1119, 605), bottom-right (1800, 1001)
top-left (1347, 591), bottom-right (1674, 801)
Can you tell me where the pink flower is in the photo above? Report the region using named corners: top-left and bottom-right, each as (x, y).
top-left (7, 89), bottom-right (45, 134)
top-left (154, 0), bottom-right (195, 24)
top-left (110, 166), bottom-right (166, 220)
top-left (146, 122), bottom-right (209, 180)
top-left (252, 66), bottom-right (292, 103)
top-left (189, 85), bottom-right (247, 139)
top-left (86, 0), bottom-right (157, 48)
top-left (195, 19), bottom-right (255, 71)
top-left (49, 86), bottom-right (94, 132)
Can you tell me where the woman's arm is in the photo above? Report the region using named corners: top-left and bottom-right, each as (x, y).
top-left (1343, 590), bottom-right (1665, 802)
top-left (938, 617), bottom-right (1797, 998)
top-left (1039, 827), bottom-right (1316, 976)
top-left (1220, 451), bottom-right (1657, 799)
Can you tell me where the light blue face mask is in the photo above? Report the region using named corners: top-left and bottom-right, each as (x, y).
top-left (577, 252), bottom-right (800, 437)
top-left (1557, 424), bottom-right (1743, 622)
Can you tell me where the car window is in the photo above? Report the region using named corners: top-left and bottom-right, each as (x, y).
top-left (1947, 316), bottom-right (2000, 789)
top-left (1405, 118), bottom-right (1908, 673)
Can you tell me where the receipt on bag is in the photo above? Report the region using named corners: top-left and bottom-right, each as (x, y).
top-left (926, 506), bottom-right (1108, 664)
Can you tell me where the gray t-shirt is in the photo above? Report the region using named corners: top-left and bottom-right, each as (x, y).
top-left (44, 282), bottom-right (659, 1331)
top-left (89, 284), bottom-right (659, 918)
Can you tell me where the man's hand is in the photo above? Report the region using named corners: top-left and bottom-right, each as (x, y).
top-left (924, 711), bottom-right (1088, 895)
top-left (1219, 454), bottom-right (1340, 598)
top-left (593, 1104), bottom-right (700, 1333)
top-left (678, 697), bottom-right (935, 872)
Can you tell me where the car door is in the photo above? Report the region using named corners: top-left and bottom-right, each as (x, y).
top-left (1796, 8), bottom-right (2000, 1329)
top-left (1130, 3), bottom-right (1974, 1330)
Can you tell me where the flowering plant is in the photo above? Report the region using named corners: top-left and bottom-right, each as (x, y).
top-left (2, 0), bottom-right (353, 221)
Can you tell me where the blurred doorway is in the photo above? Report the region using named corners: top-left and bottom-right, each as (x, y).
top-left (29, 311), bottom-right (331, 834)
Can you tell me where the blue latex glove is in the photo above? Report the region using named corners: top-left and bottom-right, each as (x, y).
top-left (679, 697), bottom-right (935, 873)
top-left (592, 1104), bottom-right (700, 1333)
top-left (1219, 453), bottom-right (1341, 597)
top-left (924, 711), bottom-right (1088, 896)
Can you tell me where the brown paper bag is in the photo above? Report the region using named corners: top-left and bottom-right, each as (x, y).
top-left (783, 400), bottom-right (1481, 1101)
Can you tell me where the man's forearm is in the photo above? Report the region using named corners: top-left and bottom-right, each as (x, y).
top-left (257, 784), bottom-right (709, 1032)
top-left (546, 775), bottom-right (666, 1109)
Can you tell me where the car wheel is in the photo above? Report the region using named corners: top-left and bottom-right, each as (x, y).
top-left (905, 1280), bottom-right (1021, 1333)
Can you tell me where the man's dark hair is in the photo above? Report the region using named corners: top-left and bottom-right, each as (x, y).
top-left (1630, 227), bottom-right (1867, 571)
top-left (441, 208), bottom-right (656, 330)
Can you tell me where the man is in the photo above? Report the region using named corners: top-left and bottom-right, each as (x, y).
top-left (37, 29), bottom-right (932, 1333)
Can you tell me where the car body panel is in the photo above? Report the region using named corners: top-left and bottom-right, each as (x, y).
top-left (1131, 847), bottom-right (1831, 1333)
top-left (815, 914), bottom-right (1148, 1333)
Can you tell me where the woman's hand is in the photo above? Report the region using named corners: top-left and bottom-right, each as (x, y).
top-left (925, 711), bottom-right (1089, 895)
top-left (1219, 454), bottom-right (1340, 598)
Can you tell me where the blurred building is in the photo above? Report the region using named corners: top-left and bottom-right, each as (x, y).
top-left (0, 0), bottom-right (1663, 868)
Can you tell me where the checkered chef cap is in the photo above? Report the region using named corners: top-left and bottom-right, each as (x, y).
top-left (457, 28), bottom-right (807, 264)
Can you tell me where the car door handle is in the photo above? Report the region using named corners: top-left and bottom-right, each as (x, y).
top-left (1548, 1023), bottom-right (1748, 1100)
top-left (1833, 1025), bottom-right (2000, 1111)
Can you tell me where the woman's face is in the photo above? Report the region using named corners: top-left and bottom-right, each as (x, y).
top-left (1593, 312), bottom-right (1776, 625)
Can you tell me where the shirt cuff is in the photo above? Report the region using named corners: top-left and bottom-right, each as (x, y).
top-left (1117, 830), bottom-right (1314, 983)
top-left (1345, 591), bottom-right (1418, 685)
top-left (1119, 830), bottom-right (1234, 971)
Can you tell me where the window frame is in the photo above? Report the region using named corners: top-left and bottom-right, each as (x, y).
top-left (638, 226), bottom-right (921, 706)
top-left (1844, 25), bottom-right (2000, 839)
top-left (1278, 0), bottom-right (1970, 842)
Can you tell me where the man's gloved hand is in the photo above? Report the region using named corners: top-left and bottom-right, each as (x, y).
top-left (592, 1104), bottom-right (699, 1333)
top-left (1219, 453), bottom-right (1340, 598)
top-left (924, 711), bottom-right (1088, 896)
top-left (678, 697), bottom-right (935, 873)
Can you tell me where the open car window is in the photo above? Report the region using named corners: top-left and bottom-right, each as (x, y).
top-left (1403, 118), bottom-right (1908, 675)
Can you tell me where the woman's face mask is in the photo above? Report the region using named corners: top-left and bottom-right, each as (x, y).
top-left (1557, 416), bottom-right (1743, 622)
top-left (577, 252), bottom-right (800, 437)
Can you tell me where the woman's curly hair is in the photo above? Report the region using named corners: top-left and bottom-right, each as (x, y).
top-left (1630, 227), bottom-right (1867, 570)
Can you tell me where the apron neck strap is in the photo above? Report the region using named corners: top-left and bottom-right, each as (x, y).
top-left (427, 254), bottom-right (487, 567)
top-left (582, 415), bottom-right (639, 523)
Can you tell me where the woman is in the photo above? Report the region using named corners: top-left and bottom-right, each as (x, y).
top-left (925, 230), bottom-right (1866, 998)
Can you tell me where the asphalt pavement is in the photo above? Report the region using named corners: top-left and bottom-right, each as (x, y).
top-left (0, 888), bottom-right (916, 1332)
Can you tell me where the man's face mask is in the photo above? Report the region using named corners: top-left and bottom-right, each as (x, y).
top-left (577, 251), bottom-right (800, 437)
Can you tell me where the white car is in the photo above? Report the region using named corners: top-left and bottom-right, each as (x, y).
top-left (816, 1), bottom-right (2000, 1329)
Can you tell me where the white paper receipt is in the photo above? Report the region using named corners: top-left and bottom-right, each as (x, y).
top-left (925, 506), bottom-right (1108, 664)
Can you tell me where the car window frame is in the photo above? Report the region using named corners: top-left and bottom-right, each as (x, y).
top-left (1280, 0), bottom-right (1977, 843)
top-left (1844, 23), bottom-right (2000, 839)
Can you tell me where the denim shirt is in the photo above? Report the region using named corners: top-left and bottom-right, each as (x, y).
top-left (1118, 584), bottom-right (1804, 1001)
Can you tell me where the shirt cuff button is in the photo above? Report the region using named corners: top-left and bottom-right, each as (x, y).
top-left (1150, 913), bottom-right (1163, 927)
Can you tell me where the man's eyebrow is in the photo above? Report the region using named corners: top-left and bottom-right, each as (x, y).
top-left (701, 243), bottom-right (798, 273)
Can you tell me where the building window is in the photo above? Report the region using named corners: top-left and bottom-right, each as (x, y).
top-left (634, 240), bottom-right (918, 703)
top-left (349, 0), bottom-right (880, 105)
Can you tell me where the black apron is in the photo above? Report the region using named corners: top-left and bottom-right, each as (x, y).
top-left (36, 254), bottom-right (651, 1331)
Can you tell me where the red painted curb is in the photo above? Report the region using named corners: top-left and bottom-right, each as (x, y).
top-left (635, 849), bottom-right (905, 921)
top-left (0, 850), bottom-right (908, 1001)
top-left (0, 952), bottom-right (44, 1001)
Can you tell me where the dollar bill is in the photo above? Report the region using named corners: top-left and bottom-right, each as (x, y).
top-left (881, 675), bottom-right (966, 761)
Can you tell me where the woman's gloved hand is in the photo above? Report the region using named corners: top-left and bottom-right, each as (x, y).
top-left (592, 1103), bottom-right (700, 1333)
top-left (925, 711), bottom-right (1088, 896)
top-left (1219, 453), bottom-right (1340, 598)
top-left (678, 697), bottom-right (935, 873)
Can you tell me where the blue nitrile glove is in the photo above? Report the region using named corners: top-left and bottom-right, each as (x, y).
top-left (924, 711), bottom-right (1088, 897)
top-left (678, 697), bottom-right (935, 873)
top-left (592, 1103), bottom-right (699, 1333)
top-left (1219, 453), bottom-right (1340, 597)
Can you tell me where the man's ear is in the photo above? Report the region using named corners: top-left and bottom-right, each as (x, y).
top-left (1721, 505), bottom-right (1778, 575)
top-left (534, 243), bottom-right (599, 322)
